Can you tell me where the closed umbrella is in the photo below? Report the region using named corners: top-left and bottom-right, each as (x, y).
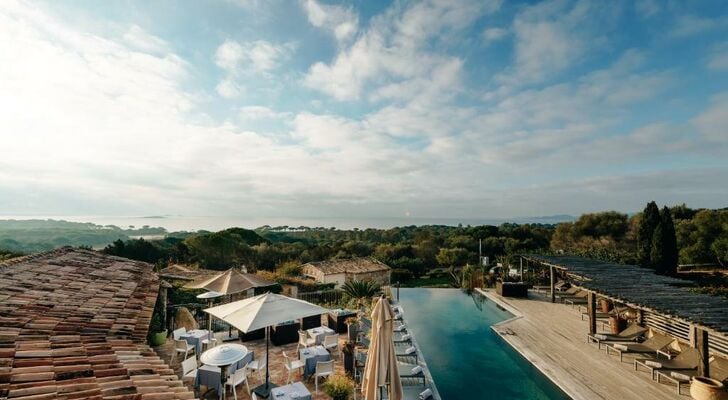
top-left (205, 292), bottom-right (328, 397)
top-left (200, 343), bottom-right (249, 400)
top-left (197, 291), bottom-right (222, 332)
top-left (362, 297), bottom-right (402, 400)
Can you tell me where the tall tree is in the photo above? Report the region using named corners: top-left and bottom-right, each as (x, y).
top-left (637, 201), bottom-right (661, 267)
top-left (650, 222), bottom-right (666, 272)
top-left (659, 206), bottom-right (678, 275)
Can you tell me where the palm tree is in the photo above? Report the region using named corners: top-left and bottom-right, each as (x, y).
top-left (342, 280), bottom-right (381, 303)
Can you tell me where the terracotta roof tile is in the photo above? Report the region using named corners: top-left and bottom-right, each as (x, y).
top-left (0, 248), bottom-right (193, 399)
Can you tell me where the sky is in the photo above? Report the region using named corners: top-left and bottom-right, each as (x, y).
top-left (0, 0), bottom-right (727, 221)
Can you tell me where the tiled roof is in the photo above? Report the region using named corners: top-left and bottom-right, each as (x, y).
top-left (302, 258), bottom-right (391, 275)
top-left (158, 263), bottom-right (214, 282)
top-left (0, 248), bottom-right (194, 399)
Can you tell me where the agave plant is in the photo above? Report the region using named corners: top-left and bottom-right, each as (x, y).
top-left (342, 280), bottom-right (381, 302)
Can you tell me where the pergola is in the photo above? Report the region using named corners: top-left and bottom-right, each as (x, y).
top-left (521, 254), bottom-right (728, 377)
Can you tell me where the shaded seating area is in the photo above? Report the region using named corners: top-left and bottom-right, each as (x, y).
top-left (521, 254), bottom-right (728, 398)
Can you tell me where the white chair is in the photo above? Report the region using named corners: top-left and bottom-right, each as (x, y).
top-left (245, 354), bottom-right (266, 382)
top-left (314, 360), bottom-right (334, 393)
top-left (251, 393), bottom-right (258, 400)
top-left (297, 330), bottom-right (315, 352)
top-left (201, 330), bottom-right (217, 350)
top-left (323, 335), bottom-right (339, 358)
top-left (172, 327), bottom-right (187, 340)
top-left (181, 356), bottom-right (197, 385)
top-left (173, 339), bottom-right (195, 363)
top-left (225, 367), bottom-right (250, 399)
top-left (282, 351), bottom-right (305, 384)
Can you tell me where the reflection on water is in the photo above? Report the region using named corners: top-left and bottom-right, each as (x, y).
top-left (399, 288), bottom-right (570, 400)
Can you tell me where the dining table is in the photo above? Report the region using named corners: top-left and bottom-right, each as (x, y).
top-left (270, 381), bottom-right (312, 400)
top-left (306, 326), bottom-right (335, 345)
top-left (195, 348), bottom-right (254, 399)
top-left (180, 329), bottom-right (211, 355)
top-left (299, 345), bottom-right (331, 379)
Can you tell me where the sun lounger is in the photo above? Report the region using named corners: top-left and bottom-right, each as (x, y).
top-left (396, 346), bottom-right (418, 363)
top-left (563, 291), bottom-right (588, 306)
top-left (587, 324), bottom-right (647, 349)
top-left (400, 386), bottom-right (433, 400)
top-left (605, 332), bottom-right (675, 362)
top-left (634, 346), bottom-right (698, 380)
top-left (656, 356), bottom-right (728, 395)
top-left (398, 362), bottom-right (426, 386)
top-left (394, 332), bottom-right (412, 343)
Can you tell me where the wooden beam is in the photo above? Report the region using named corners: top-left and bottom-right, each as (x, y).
top-left (550, 265), bottom-right (555, 303)
top-left (695, 327), bottom-right (710, 377)
top-left (587, 291), bottom-right (597, 335)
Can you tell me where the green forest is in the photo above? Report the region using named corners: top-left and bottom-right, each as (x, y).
top-left (1, 204), bottom-right (726, 284)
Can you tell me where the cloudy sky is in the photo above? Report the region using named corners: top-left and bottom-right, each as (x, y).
top-left (0, 0), bottom-right (726, 220)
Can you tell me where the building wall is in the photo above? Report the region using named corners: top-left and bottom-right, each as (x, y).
top-left (302, 263), bottom-right (391, 288)
top-left (347, 270), bottom-right (391, 286)
top-left (324, 272), bottom-right (347, 288)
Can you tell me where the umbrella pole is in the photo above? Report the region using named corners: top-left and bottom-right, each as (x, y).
top-left (265, 325), bottom-right (270, 389)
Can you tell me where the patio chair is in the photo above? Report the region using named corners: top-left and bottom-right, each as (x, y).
top-left (297, 330), bottom-right (315, 352)
top-left (314, 360), bottom-right (335, 393)
top-left (587, 324), bottom-right (647, 349)
top-left (181, 356), bottom-right (197, 385)
top-left (634, 346), bottom-right (699, 380)
top-left (225, 367), bottom-right (251, 399)
top-left (656, 355), bottom-right (728, 395)
top-left (323, 334), bottom-right (339, 357)
top-left (563, 291), bottom-right (588, 306)
top-left (282, 351), bottom-right (305, 384)
top-left (172, 327), bottom-right (187, 340)
top-left (605, 332), bottom-right (675, 362)
top-left (245, 354), bottom-right (266, 382)
top-left (173, 339), bottom-right (195, 363)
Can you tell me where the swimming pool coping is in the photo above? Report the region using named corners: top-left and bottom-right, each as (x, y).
top-left (475, 288), bottom-right (578, 400)
top-left (396, 302), bottom-right (443, 400)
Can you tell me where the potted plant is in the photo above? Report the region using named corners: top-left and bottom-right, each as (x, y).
top-left (342, 341), bottom-right (356, 375)
top-left (598, 298), bottom-right (611, 313)
top-left (148, 312), bottom-right (167, 346)
top-left (323, 373), bottom-right (355, 400)
top-left (346, 316), bottom-right (359, 341)
top-left (689, 376), bottom-right (726, 400)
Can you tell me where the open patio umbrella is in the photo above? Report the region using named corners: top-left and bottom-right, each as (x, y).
top-left (362, 296), bottom-right (402, 400)
top-left (197, 291), bottom-right (223, 331)
top-left (185, 268), bottom-right (276, 295)
top-left (200, 343), bottom-right (249, 400)
top-left (204, 292), bottom-right (328, 397)
top-left (187, 269), bottom-right (276, 340)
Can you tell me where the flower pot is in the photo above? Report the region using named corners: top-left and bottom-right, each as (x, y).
top-left (609, 316), bottom-right (627, 334)
top-left (149, 330), bottom-right (168, 347)
top-left (690, 377), bottom-right (727, 400)
top-left (599, 299), bottom-right (611, 313)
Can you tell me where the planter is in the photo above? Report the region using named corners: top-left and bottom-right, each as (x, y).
top-left (347, 324), bottom-right (359, 342)
top-left (496, 281), bottom-right (528, 298)
top-left (149, 330), bottom-right (168, 347)
top-left (599, 299), bottom-right (612, 313)
top-left (609, 316), bottom-right (627, 334)
top-left (690, 377), bottom-right (727, 400)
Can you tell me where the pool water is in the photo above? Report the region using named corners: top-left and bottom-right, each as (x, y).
top-left (398, 288), bottom-right (571, 400)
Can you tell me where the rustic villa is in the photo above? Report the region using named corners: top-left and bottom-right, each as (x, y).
top-left (301, 258), bottom-right (391, 288)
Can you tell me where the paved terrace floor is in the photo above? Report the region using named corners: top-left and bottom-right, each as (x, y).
top-left (478, 289), bottom-right (682, 400)
top-left (155, 332), bottom-right (347, 400)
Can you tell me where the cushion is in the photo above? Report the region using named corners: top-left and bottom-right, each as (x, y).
top-left (645, 360), bottom-right (662, 368)
top-left (613, 344), bottom-right (629, 351)
top-left (419, 388), bottom-right (433, 399)
top-left (670, 372), bottom-right (691, 381)
top-left (594, 334), bottom-right (607, 340)
top-left (411, 366), bottom-right (423, 375)
top-left (405, 346), bottom-right (416, 354)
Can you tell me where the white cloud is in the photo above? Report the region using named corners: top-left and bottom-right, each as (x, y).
top-left (123, 25), bottom-right (170, 54)
top-left (302, 0), bottom-right (358, 43)
top-left (482, 27), bottom-right (508, 44)
top-left (670, 15), bottom-right (728, 38)
top-left (707, 41), bottom-right (728, 70)
top-left (634, 0), bottom-right (660, 18)
top-left (215, 39), bottom-right (292, 74)
top-left (239, 106), bottom-right (290, 121)
top-left (216, 78), bottom-right (244, 98)
top-left (692, 92), bottom-right (728, 143)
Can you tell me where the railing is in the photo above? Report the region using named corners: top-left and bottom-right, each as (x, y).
top-left (296, 289), bottom-right (344, 306)
top-left (643, 310), bottom-right (728, 358)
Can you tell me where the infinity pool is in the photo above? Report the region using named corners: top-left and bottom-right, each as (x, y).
top-left (398, 288), bottom-right (571, 400)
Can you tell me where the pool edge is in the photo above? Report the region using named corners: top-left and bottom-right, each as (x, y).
top-left (397, 303), bottom-right (443, 400)
top-left (475, 288), bottom-right (577, 400)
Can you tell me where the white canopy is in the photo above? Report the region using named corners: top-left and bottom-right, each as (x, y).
top-left (204, 292), bottom-right (328, 333)
top-left (200, 343), bottom-right (249, 366)
top-left (197, 291), bottom-right (223, 299)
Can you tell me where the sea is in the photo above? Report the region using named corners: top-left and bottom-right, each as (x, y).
top-left (0, 214), bottom-right (575, 232)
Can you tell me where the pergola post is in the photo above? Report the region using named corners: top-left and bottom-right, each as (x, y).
top-left (549, 265), bottom-right (555, 303)
top-left (695, 327), bottom-right (710, 377)
top-left (587, 292), bottom-right (597, 335)
top-left (519, 257), bottom-right (524, 281)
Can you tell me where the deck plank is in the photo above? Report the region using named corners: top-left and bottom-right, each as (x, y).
top-left (478, 289), bottom-right (682, 400)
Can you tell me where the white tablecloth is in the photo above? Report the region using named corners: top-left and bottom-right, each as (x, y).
top-left (181, 329), bottom-right (210, 355)
top-left (306, 326), bottom-right (335, 345)
top-left (270, 382), bottom-right (312, 400)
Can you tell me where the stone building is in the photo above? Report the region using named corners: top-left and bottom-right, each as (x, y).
top-left (300, 257), bottom-right (391, 288)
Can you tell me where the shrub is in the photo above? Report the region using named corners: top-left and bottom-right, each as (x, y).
top-left (391, 268), bottom-right (414, 282)
top-left (323, 374), bottom-right (355, 400)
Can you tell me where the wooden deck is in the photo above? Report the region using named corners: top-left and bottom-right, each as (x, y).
top-left (477, 289), bottom-right (683, 400)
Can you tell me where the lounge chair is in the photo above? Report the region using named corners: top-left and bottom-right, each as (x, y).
top-left (398, 362), bottom-right (426, 386)
top-left (563, 291), bottom-right (588, 306)
top-left (587, 324), bottom-right (647, 349)
top-left (394, 332), bottom-right (412, 343)
top-left (656, 355), bottom-right (728, 395)
top-left (401, 386), bottom-right (433, 400)
top-left (396, 345), bottom-right (418, 363)
top-left (634, 346), bottom-right (699, 380)
top-left (605, 332), bottom-right (675, 362)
